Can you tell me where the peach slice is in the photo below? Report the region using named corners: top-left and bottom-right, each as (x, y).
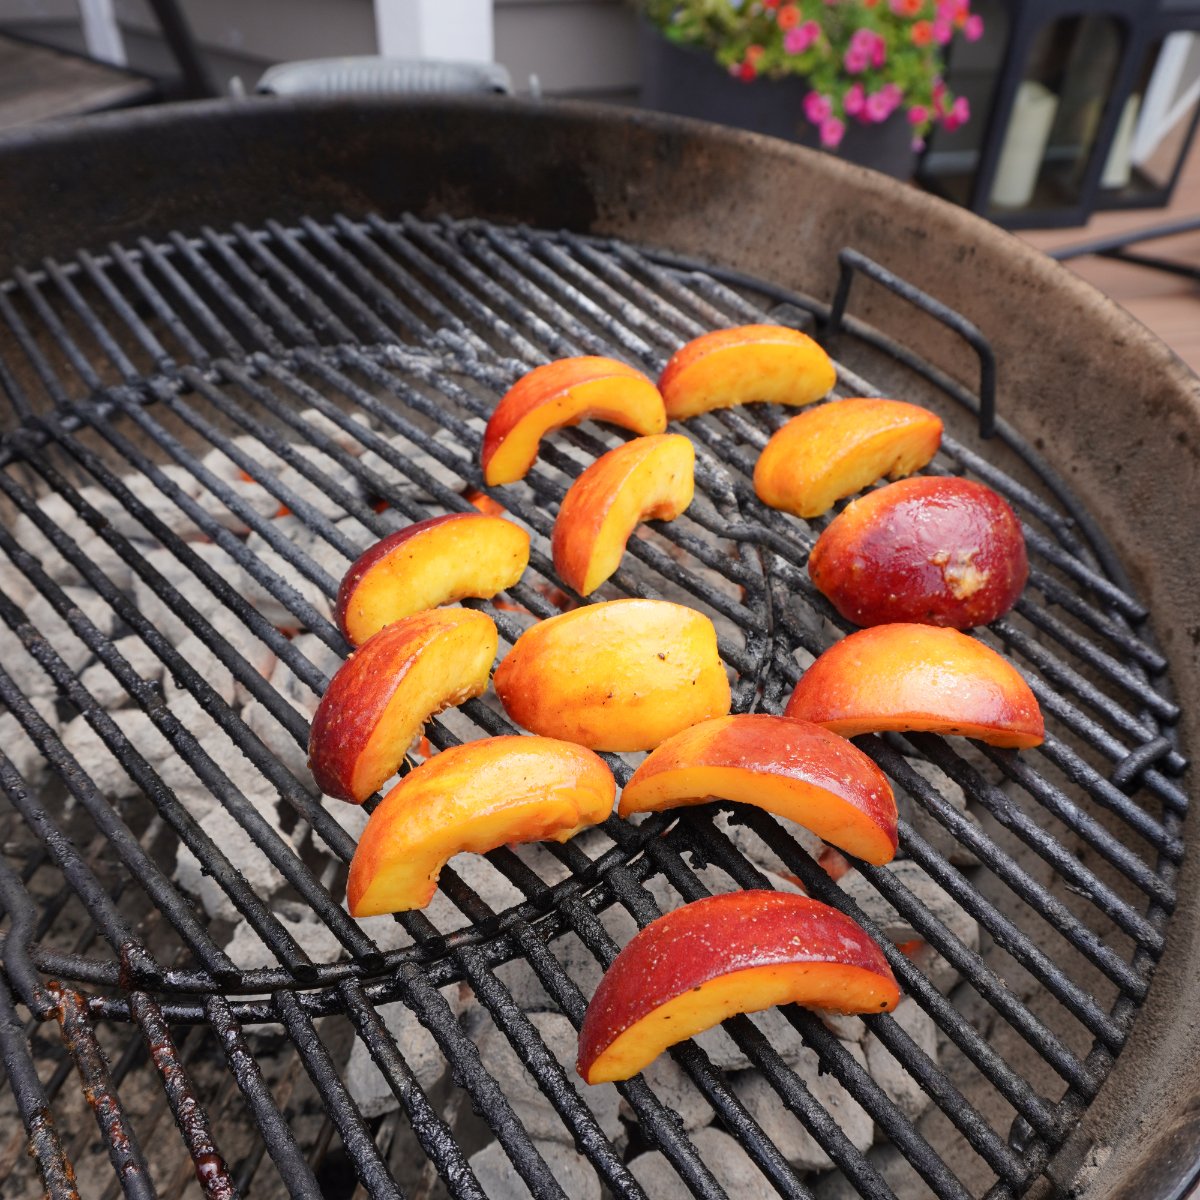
top-left (577, 890), bottom-right (899, 1084)
top-left (308, 608), bottom-right (498, 803)
top-left (809, 476), bottom-right (1028, 630)
top-left (785, 624), bottom-right (1044, 748)
top-left (657, 325), bottom-right (836, 420)
top-left (347, 735), bottom-right (615, 916)
top-left (552, 433), bottom-right (695, 596)
top-left (619, 714), bottom-right (897, 865)
top-left (754, 398), bottom-right (943, 519)
top-left (336, 513), bottom-right (531, 646)
top-left (493, 599), bottom-right (731, 751)
top-left (482, 357), bottom-right (667, 486)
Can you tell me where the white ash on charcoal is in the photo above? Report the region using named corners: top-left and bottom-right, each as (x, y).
top-left (196, 440), bottom-right (290, 533)
top-left (0, 695), bottom-right (61, 789)
top-left (223, 897), bottom-right (344, 969)
top-left (896, 755), bottom-right (981, 869)
top-left (269, 633), bottom-right (343, 715)
top-left (159, 632), bottom-right (238, 710)
top-left (730, 1041), bottom-right (875, 1173)
top-left (713, 808), bottom-right (825, 879)
top-left (77, 636), bottom-right (167, 711)
top-left (11, 493), bottom-right (134, 592)
top-left (343, 984), bottom-right (466, 1117)
top-left (820, 1012), bottom-right (867, 1044)
top-left (81, 469), bottom-right (207, 542)
top-left (862, 996), bottom-right (938, 1123)
top-left (272, 444), bottom-right (365, 522)
top-left (17, 585), bottom-right (117, 675)
top-left (238, 516), bottom-right (333, 630)
top-left (0, 621), bottom-right (66, 702)
top-left (838, 860), bottom-right (980, 995)
top-left (618, 1050), bottom-right (715, 1133)
top-left (130, 542), bottom-right (250, 644)
top-left (628, 1127), bottom-right (777, 1200)
top-left (60, 708), bottom-right (173, 800)
top-left (475, 1010), bottom-right (623, 1146)
top-left (240, 699), bottom-right (314, 792)
top-left (469, 1139), bottom-right (601, 1200)
top-left (293, 406), bottom-right (373, 455)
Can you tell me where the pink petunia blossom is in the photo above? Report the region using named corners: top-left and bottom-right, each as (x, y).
top-left (844, 47), bottom-right (869, 73)
top-left (864, 91), bottom-right (893, 123)
top-left (963, 13), bottom-right (984, 40)
top-left (881, 82), bottom-right (903, 104)
top-left (784, 20), bottom-right (820, 54)
top-left (844, 83), bottom-right (865, 117)
top-left (911, 136), bottom-right (927, 152)
top-left (803, 91), bottom-right (833, 124)
top-left (820, 117), bottom-right (846, 148)
top-left (932, 17), bottom-right (953, 44)
top-left (872, 39), bottom-right (887, 67)
top-left (942, 96), bottom-right (970, 132)
top-left (908, 104), bottom-right (929, 125)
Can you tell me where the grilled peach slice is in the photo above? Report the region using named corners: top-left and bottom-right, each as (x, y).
top-left (493, 599), bottom-right (730, 751)
top-left (658, 325), bottom-right (836, 420)
top-left (786, 624), bottom-right (1044, 748)
top-left (347, 736), bottom-right (615, 916)
top-left (552, 434), bottom-right (695, 596)
top-left (577, 890), bottom-right (899, 1083)
top-left (754, 398), bottom-right (943, 519)
top-left (619, 714), bottom-right (897, 865)
top-left (308, 608), bottom-right (498, 802)
top-left (809, 476), bottom-right (1027, 629)
top-left (482, 357), bottom-right (667, 486)
top-left (336, 513), bottom-right (530, 646)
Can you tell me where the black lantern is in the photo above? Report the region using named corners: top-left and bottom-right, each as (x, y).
top-left (917, 0), bottom-right (1200, 229)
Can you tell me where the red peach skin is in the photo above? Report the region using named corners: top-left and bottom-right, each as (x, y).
top-left (347, 736), bottom-right (615, 916)
top-left (482, 357), bottom-right (667, 486)
top-left (577, 890), bottom-right (899, 1083)
top-left (753, 397), bottom-right (943, 519)
top-left (552, 433), bottom-right (695, 596)
top-left (658, 325), bottom-right (836, 419)
top-left (308, 608), bottom-right (498, 802)
top-left (619, 714), bottom-right (897, 865)
top-left (337, 513), bottom-right (530, 645)
top-left (786, 624), bottom-right (1044, 748)
top-left (808, 476), bottom-right (1028, 629)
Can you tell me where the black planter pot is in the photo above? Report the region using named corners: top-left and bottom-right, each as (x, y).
top-left (639, 24), bottom-right (918, 179)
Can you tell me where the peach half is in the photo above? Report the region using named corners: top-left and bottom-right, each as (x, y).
top-left (657, 324), bottom-right (836, 420)
top-left (808, 476), bottom-right (1028, 629)
top-left (577, 890), bottom-right (899, 1083)
top-left (336, 513), bottom-right (531, 646)
top-left (347, 736), bottom-right (615, 916)
top-left (754, 398), bottom-right (943, 519)
top-left (552, 433), bottom-right (695, 596)
top-left (493, 599), bottom-right (731, 751)
top-left (786, 624), bottom-right (1044, 748)
top-left (482, 357), bottom-right (667, 486)
top-left (619, 714), bottom-right (897, 865)
top-left (308, 608), bottom-right (498, 803)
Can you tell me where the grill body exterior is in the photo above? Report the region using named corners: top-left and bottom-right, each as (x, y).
top-left (0, 96), bottom-right (1195, 1200)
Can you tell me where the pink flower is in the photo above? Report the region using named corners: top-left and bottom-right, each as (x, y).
top-left (881, 82), bottom-right (903, 104)
top-left (819, 117), bottom-right (846, 148)
top-left (942, 96), bottom-right (970, 132)
top-left (784, 20), bottom-right (819, 54)
top-left (844, 47), bottom-right (869, 73)
top-left (864, 91), bottom-right (893, 123)
top-left (803, 91), bottom-right (833, 124)
top-left (908, 104), bottom-right (929, 125)
top-left (872, 39), bottom-right (887, 67)
top-left (911, 136), bottom-right (927, 152)
top-left (932, 17), bottom-right (953, 43)
top-left (844, 83), bottom-right (865, 117)
top-left (963, 13), bottom-right (984, 40)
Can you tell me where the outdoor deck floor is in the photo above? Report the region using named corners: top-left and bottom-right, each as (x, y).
top-left (1019, 138), bottom-right (1200, 376)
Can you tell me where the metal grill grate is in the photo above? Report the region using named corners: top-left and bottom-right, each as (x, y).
top-left (0, 214), bottom-right (1186, 1200)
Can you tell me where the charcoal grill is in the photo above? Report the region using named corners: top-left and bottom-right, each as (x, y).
top-left (0, 96), bottom-right (1195, 1200)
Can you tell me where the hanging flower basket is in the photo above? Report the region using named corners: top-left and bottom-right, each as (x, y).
top-left (638, 0), bottom-right (981, 178)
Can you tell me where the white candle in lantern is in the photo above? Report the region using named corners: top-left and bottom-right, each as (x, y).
top-left (991, 80), bottom-right (1060, 208)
